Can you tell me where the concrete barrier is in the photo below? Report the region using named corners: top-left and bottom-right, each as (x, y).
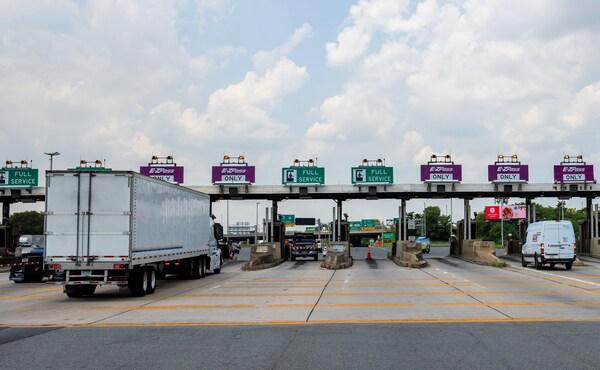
top-left (321, 242), bottom-right (353, 269)
top-left (242, 242), bottom-right (285, 271)
top-left (392, 241), bottom-right (427, 268)
top-left (590, 239), bottom-right (600, 258)
top-left (460, 240), bottom-right (505, 267)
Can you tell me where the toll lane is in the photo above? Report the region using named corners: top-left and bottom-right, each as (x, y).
top-left (3, 256), bottom-right (600, 327)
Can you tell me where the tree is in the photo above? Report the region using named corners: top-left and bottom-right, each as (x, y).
top-left (9, 211), bottom-right (44, 235)
top-left (423, 206), bottom-right (451, 241)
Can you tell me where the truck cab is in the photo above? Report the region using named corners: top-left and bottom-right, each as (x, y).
top-left (289, 233), bottom-right (318, 261)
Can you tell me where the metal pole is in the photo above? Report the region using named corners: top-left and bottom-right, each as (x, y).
top-left (423, 202), bottom-right (427, 238)
top-left (332, 206), bottom-right (336, 242)
top-left (464, 199), bottom-right (469, 240)
top-left (533, 204), bottom-right (537, 222)
top-left (226, 200), bottom-right (229, 245)
top-left (450, 198), bottom-right (453, 237)
top-left (270, 202), bottom-right (275, 243)
top-left (336, 201), bottom-right (341, 242)
top-left (265, 207), bottom-right (269, 242)
top-left (255, 202), bottom-right (259, 243)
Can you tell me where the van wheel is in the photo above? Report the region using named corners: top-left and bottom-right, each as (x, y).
top-left (521, 254), bottom-right (528, 267)
top-left (534, 254), bottom-right (542, 270)
top-left (565, 262), bottom-right (573, 270)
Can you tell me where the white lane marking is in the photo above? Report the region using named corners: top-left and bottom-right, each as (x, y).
top-left (517, 267), bottom-right (600, 288)
top-left (209, 285), bottom-right (221, 290)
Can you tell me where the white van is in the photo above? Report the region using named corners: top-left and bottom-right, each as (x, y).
top-left (521, 221), bottom-right (576, 270)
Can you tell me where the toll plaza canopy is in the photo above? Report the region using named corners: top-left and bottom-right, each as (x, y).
top-left (189, 183), bottom-right (599, 202)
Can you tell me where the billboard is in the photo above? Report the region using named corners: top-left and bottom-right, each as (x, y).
top-left (212, 165), bottom-right (256, 184)
top-left (553, 164), bottom-right (594, 183)
top-left (140, 165), bottom-right (184, 184)
top-left (488, 164), bottom-right (529, 183)
top-left (420, 164), bottom-right (462, 182)
top-left (485, 205), bottom-right (526, 220)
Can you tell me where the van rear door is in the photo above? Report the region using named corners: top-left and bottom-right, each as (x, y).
top-left (557, 222), bottom-right (575, 259)
top-left (542, 223), bottom-right (562, 259)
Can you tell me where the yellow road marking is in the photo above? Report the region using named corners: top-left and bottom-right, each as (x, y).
top-left (5, 317), bottom-right (600, 328)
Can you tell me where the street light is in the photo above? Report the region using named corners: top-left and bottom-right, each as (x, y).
top-left (44, 152), bottom-right (60, 171)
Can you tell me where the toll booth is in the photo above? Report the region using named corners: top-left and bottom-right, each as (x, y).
top-left (453, 220), bottom-right (477, 255)
top-left (332, 221), bottom-right (349, 243)
top-left (577, 220), bottom-right (591, 254)
top-left (267, 221), bottom-right (287, 259)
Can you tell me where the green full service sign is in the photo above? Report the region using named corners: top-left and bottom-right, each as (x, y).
top-left (0, 168), bottom-right (38, 187)
top-left (351, 166), bottom-right (393, 184)
top-left (282, 167), bottom-right (325, 185)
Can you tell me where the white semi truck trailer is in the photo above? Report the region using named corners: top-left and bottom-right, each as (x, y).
top-left (44, 170), bottom-right (222, 298)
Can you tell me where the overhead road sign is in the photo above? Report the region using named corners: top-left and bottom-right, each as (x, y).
top-left (282, 161), bottom-right (325, 186)
top-left (421, 154), bottom-right (462, 182)
top-left (0, 167), bottom-right (38, 187)
top-left (361, 219), bottom-right (376, 228)
top-left (351, 158), bottom-right (393, 184)
top-left (488, 154), bottom-right (528, 183)
top-left (212, 155), bottom-right (255, 185)
top-left (279, 214), bottom-right (295, 225)
top-left (349, 221), bottom-right (362, 230)
top-left (140, 155), bottom-right (184, 184)
top-left (554, 155), bottom-right (594, 183)
top-left (351, 166), bottom-right (393, 184)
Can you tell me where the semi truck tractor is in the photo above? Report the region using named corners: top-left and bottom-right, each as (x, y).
top-left (44, 170), bottom-right (222, 298)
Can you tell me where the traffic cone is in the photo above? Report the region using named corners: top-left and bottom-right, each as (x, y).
top-left (367, 248), bottom-right (372, 259)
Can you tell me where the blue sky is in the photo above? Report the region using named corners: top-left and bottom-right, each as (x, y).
top-left (2, 0), bottom-right (600, 226)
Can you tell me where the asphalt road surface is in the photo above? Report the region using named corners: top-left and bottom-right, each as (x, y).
top-left (3, 251), bottom-right (600, 369)
top-left (2, 322), bottom-right (600, 369)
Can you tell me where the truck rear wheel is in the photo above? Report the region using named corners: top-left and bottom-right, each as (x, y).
top-left (145, 267), bottom-right (156, 294)
top-left (129, 269), bottom-right (147, 297)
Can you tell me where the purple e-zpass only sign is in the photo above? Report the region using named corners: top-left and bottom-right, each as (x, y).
top-left (488, 165), bottom-right (529, 183)
top-left (212, 166), bottom-right (256, 184)
top-left (140, 166), bottom-right (184, 184)
top-left (420, 164), bottom-right (462, 182)
top-left (553, 164), bottom-right (594, 183)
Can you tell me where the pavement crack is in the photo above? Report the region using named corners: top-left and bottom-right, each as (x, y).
top-left (420, 268), bottom-right (513, 320)
top-left (305, 269), bottom-right (336, 322)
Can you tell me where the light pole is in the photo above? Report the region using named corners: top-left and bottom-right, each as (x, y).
top-left (255, 202), bottom-right (260, 244)
top-left (44, 152), bottom-right (60, 171)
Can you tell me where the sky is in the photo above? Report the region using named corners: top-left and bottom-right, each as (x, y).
top-left (2, 0), bottom-right (600, 229)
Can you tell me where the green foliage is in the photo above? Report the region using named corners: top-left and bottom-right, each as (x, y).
top-left (9, 211), bottom-right (44, 235)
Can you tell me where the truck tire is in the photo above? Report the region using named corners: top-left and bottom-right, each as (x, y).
top-left (191, 257), bottom-right (202, 279)
top-left (145, 267), bottom-right (156, 294)
top-left (129, 269), bottom-right (147, 297)
top-left (200, 257), bottom-right (206, 278)
top-left (214, 255), bottom-right (222, 274)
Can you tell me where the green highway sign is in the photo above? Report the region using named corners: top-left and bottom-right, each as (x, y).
top-left (279, 214), bottom-right (295, 225)
top-left (349, 221), bottom-right (362, 230)
top-left (305, 226), bottom-right (319, 232)
top-left (361, 219), bottom-right (376, 228)
top-left (0, 168), bottom-right (38, 187)
top-left (383, 233), bottom-right (395, 239)
top-left (282, 167), bottom-right (325, 185)
top-left (351, 166), bottom-right (393, 184)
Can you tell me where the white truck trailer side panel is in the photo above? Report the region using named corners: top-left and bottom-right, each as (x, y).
top-left (45, 172), bottom-right (132, 264)
top-left (131, 175), bottom-right (211, 263)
